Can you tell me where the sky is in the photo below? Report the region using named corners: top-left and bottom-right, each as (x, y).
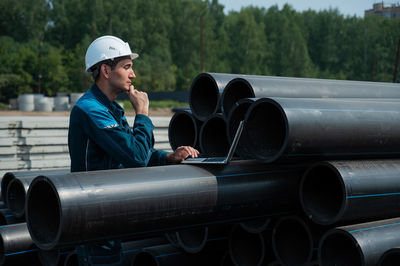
top-left (217, 0), bottom-right (384, 17)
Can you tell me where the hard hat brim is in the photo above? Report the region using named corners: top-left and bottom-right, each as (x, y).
top-left (86, 53), bottom-right (140, 73)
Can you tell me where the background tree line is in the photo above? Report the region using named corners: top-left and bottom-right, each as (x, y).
top-left (0, 0), bottom-right (399, 103)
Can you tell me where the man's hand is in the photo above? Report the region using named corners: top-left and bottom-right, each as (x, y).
top-left (166, 146), bottom-right (199, 164)
top-left (125, 85), bottom-right (149, 116)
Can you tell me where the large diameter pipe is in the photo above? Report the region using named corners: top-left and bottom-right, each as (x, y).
top-left (243, 97), bottom-right (400, 162)
top-left (300, 159), bottom-right (400, 225)
top-left (272, 215), bottom-right (326, 266)
top-left (168, 109), bottom-right (202, 151)
top-left (0, 209), bottom-right (23, 226)
top-left (122, 237), bottom-right (169, 266)
top-left (38, 248), bottom-right (73, 266)
top-left (189, 73), bottom-right (241, 121)
top-left (378, 247), bottom-right (400, 266)
top-left (0, 223), bottom-right (39, 266)
top-left (319, 217), bottom-right (400, 266)
top-left (165, 227), bottom-right (208, 254)
top-left (221, 76), bottom-right (400, 119)
top-left (26, 161), bottom-right (305, 250)
top-left (199, 114), bottom-right (230, 156)
top-left (7, 175), bottom-right (36, 218)
top-left (229, 224), bottom-right (265, 266)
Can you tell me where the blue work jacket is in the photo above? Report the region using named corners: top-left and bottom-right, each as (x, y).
top-left (68, 84), bottom-right (168, 172)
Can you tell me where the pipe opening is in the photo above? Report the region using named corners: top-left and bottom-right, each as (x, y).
top-left (229, 226), bottom-right (264, 266)
top-left (319, 232), bottom-right (362, 266)
top-left (168, 112), bottom-right (197, 150)
top-left (7, 180), bottom-right (25, 217)
top-left (1, 173), bottom-right (15, 203)
top-left (273, 218), bottom-right (312, 265)
top-left (132, 252), bottom-right (158, 266)
top-left (379, 249), bottom-right (400, 266)
top-left (176, 227), bottom-right (208, 254)
top-left (301, 165), bottom-right (344, 225)
top-left (200, 116), bottom-right (229, 156)
top-left (222, 79), bottom-right (254, 117)
top-left (27, 179), bottom-right (60, 246)
top-left (245, 100), bottom-right (286, 161)
top-left (189, 75), bottom-right (219, 121)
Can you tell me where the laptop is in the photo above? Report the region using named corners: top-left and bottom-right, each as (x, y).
top-left (181, 120), bottom-right (244, 165)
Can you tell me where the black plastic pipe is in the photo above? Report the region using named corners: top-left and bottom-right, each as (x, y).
top-left (378, 247), bottom-right (400, 266)
top-left (239, 218), bottom-right (270, 234)
top-left (189, 73), bottom-right (242, 121)
top-left (300, 159), bottom-right (400, 225)
top-left (199, 114), bottom-right (230, 156)
top-left (122, 237), bottom-right (169, 266)
top-left (38, 248), bottom-right (73, 266)
top-left (221, 75), bottom-right (400, 119)
top-left (319, 217), bottom-right (400, 266)
top-left (63, 251), bottom-right (78, 266)
top-left (229, 224), bottom-right (265, 266)
top-left (26, 161), bottom-right (305, 250)
top-left (168, 109), bottom-right (202, 151)
top-left (272, 215), bottom-right (325, 266)
top-left (165, 227), bottom-right (208, 254)
top-left (0, 208), bottom-right (23, 226)
top-left (7, 175), bottom-right (36, 218)
top-left (132, 238), bottom-right (228, 266)
top-left (243, 97), bottom-right (400, 162)
top-left (1, 169), bottom-right (69, 206)
top-left (0, 223), bottom-right (39, 266)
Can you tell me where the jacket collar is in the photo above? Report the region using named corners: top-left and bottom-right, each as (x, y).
top-left (90, 83), bottom-right (125, 121)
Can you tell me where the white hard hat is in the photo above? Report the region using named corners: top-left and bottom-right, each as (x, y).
top-left (85, 35), bottom-right (139, 72)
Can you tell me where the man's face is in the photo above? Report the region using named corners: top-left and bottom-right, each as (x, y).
top-left (108, 58), bottom-right (136, 93)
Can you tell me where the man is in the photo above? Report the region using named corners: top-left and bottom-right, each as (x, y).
top-left (68, 35), bottom-right (199, 265)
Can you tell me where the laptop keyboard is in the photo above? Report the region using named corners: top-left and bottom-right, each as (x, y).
top-left (203, 157), bottom-right (225, 162)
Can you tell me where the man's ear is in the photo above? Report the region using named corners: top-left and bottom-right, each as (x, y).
top-left (100, 64), bottom-right (111, 79)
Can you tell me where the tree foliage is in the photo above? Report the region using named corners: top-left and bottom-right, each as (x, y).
top-left (0, 0), bottom-right (399, 103)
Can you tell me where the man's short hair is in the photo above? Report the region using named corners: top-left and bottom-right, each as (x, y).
top-left (90, 55), bottom-right (131, 80)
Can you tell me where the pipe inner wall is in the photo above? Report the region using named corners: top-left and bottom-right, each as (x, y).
top-left (168, 111), bottom-right (198, 150)
top-left (272, 216), bottom-right (313, 265)
top-left (300, 164), bottom-right (345, 225)
top-left (189, 74), bottom-right (220, 121)
top-left (378, 247), bottom-right (400, 266)
top-left (221, 78), bottom-right (255, 117)
top-left (199, 115), bottom-right (229, 156)
top-left (319, 231), bottom-right (363, 266)
top-left (7, 179), bottom-right (26, 217)
top-left (243, 99), bottom-right (287, 162)
top-left (26, 178), bottom-right (60, 249)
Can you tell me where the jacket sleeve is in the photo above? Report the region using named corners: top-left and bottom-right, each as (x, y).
top-left (79, 106), bottom-right (166, 168)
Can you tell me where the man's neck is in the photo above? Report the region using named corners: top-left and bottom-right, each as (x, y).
top-left (96, 80), bottom-right (117, 102)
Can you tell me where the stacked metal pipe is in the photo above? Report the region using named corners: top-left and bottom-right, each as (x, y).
top-left (5, 73), bottom-right (400, 265)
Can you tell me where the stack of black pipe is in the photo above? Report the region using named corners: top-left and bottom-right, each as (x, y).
top-left (5, 72), bottom-right (400, 265)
